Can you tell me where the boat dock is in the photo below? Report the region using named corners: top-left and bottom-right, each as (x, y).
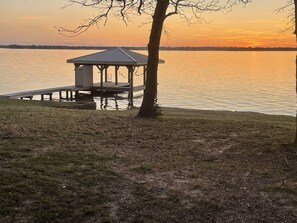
top-left (2, 82), bottom-right (145, 100)
top-left (1, 48), bottom-right (164, 102)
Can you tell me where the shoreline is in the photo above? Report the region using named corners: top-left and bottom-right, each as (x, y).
top-left (1, 97), bottom-right (295, 118)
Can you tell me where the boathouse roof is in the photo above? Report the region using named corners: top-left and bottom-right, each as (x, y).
top-left (67, 47), bottom-right (165, 66)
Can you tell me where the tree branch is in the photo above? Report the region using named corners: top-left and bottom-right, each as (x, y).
top-left (58, 0), bottom-right (252, 36)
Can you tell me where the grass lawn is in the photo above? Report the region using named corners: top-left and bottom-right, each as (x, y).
top-left (0, 99), bottom-right (297, 222)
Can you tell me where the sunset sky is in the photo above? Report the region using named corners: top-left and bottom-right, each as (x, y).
top-left (0, 0), bottom-right (296, 47)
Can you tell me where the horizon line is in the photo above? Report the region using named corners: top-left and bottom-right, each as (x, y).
top-left (1, 44), bottom-right (296, 51)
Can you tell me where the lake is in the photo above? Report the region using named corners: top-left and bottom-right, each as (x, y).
top-left (0, 49), bottom-right (295, 116)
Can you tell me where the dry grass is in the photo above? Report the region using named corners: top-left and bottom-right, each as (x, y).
top-left (0, 99), bottom-right (297, 222)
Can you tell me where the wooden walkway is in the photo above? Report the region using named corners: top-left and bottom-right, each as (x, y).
top-left (1, 82), bottom-right (145, 100)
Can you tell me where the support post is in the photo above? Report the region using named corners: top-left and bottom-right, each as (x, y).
top-left (115, 66), bottom-right (119, 85)
top-left (49, 93), bottom-right (52, 101)
top-left (59, 91), bottom-right (62, 99)
top-left (104, 66), bottom-right (109, 82)
top-left (127, 66), bottom-right (135, 85)
top-left (143, 66), bottom-right (147, 86)
top-left (100, 66), bottom-right (104, 88)
top-left (127, 66), bottom-right (131, 84)
top-left (130, 66), bottom-right (134, 91)
top-left (41, 94), bottom-right (44, 100)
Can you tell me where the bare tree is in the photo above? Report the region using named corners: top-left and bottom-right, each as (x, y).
top-left (59, 0), bottom-right (251, 117)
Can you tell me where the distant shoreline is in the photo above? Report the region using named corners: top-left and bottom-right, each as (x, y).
top-left (0, 44), bottom-right (296, 51)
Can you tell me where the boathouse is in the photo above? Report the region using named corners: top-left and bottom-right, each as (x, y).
top-left (67, 47), bottom-right (165, 93)
top-left (2, 48), bottom-right (164, 101)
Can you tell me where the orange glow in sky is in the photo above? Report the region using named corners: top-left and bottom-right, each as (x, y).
top-left (0, 0), bottom-right (295, 47)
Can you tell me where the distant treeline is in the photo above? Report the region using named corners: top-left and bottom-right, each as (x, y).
top-left (0, 44), bottom-right (296, 51)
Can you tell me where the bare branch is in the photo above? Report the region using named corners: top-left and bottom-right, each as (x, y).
top-left (58, 0), bottom-right (252, 36)
top-left (275, 0), bottom-right (296, 35)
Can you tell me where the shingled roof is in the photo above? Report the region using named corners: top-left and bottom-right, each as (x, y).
top-left (67, 47), bottom-right (165, 66)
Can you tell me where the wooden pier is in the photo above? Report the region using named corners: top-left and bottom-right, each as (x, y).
top-left (1, 48), bottom-right (164, 102)
top-left (2, 82), bottom-right (145, 100)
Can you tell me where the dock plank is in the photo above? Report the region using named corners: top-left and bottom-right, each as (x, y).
top-left (1, 82), bottom-right (145, 98)
top-left (2, 85), bottom-right (88, 98)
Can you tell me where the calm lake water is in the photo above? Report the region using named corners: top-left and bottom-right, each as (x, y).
top-left (0, 49), bottom-right (295, 116)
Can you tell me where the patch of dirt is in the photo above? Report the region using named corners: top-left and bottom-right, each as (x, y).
top-left (94, 115), bottom-right (297, 222)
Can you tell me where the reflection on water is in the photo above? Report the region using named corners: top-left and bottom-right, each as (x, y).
top-left (0, 49), bottom-right (295, 116)
top-left (75, 93), bottom-right (137, 110)
top-left (76, 92), bottom-right (138, 110)
top-left (95, 94), bottom-right (135, 110)
top-left (22, 91), bottom-right (140, 110)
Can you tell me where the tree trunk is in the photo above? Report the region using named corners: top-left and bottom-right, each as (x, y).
top-left (294, 0), bottom-right (297, 145)
top-left (295, 54), bottom-right (297, 145)
top-left (138, 0), bottom-right (169, 117)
